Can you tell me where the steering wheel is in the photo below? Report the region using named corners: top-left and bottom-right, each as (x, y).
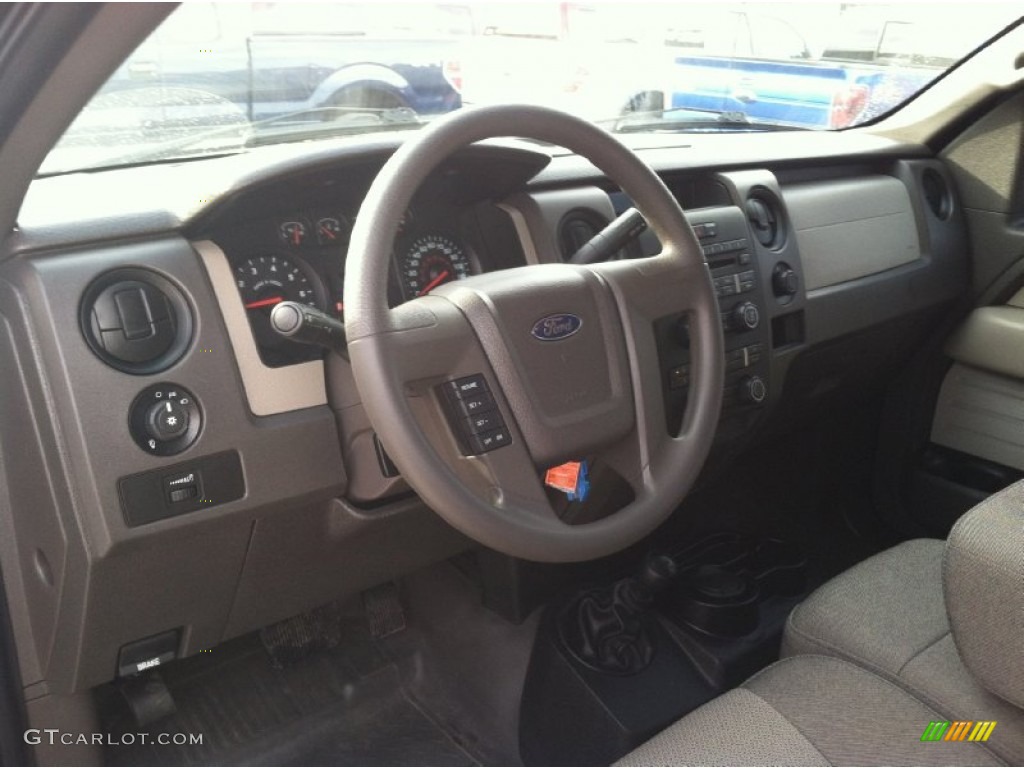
top-left (343, 105), bottom-right (723, 563)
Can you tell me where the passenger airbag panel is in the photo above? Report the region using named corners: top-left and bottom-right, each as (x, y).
top-left (785, 176), bottom-right (920, 290)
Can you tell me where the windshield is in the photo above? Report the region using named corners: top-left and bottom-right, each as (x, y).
top-left (40, 1), bottom-right (1022, 175)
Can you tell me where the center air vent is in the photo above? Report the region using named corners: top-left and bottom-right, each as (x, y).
top-left (558, 209), bottom-right (609, 261)
top-left (745, 191), bottom-right (786, 249)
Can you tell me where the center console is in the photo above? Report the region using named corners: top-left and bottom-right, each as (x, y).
top-left (518, 535), bottom-right (808, 765)
top-left (656, 205), bottom-right (780, 439)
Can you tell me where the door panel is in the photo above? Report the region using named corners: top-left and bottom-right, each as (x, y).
top-left (915, 291), bottom-right (1024, 534)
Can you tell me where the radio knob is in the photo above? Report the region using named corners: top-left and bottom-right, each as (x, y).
top-left (740, 375), bottom-right (768, 404)
top-left (731, 301), bottom-right (760, 331)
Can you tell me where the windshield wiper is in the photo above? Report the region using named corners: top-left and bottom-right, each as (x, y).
top-left (604, 107), bottom-right (809, 133)
top-left (41, 105), bottom-right (424, 176)
top-left (245, 105), bottom-right (423, 146)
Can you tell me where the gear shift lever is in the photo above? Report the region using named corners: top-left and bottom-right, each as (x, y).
top-left (560, 554), bottom-right (677, 674)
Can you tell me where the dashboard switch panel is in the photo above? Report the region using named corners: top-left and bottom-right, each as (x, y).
top-left (118, 450), bottom-right (244, 527)
top-left (128, 383), bottom-right (202, 456)
top-left (438, 375), bottom-right (512, 455)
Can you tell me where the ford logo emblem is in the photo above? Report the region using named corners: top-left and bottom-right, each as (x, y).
top-left (531, 313), bottom-right (583, 341)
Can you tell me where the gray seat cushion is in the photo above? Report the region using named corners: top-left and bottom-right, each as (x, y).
top-left (783, 539), bottom-right (949, 679)
top-left (783, 537), bottom-right (1024, 763)
top-left (616, 655), bottom-right (1003, 766)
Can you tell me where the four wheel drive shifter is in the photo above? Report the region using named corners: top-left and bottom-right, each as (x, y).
top-left (560, 554), bottom-right (677, 674)
top-left (270, 301), bottom-right (348, 360)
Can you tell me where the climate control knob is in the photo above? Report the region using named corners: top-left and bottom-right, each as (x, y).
top-left (739, 375), bottom-right (768, 405)
top-left (731, 301), bottom-right (760, 332)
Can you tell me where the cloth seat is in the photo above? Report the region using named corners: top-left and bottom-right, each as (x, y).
top-left (616, 655), bottom-right (1002, 766)
top-left (617, 480), bottom-right (1024, 766)
top-left (783, 489), bottom-right (1024, 764)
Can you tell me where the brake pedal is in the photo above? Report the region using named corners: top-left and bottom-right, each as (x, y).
top-left (363, 582), bottom-right (406, 638)
top-left (116, 669), bottom-right (176, 727)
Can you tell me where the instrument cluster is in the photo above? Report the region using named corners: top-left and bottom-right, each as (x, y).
top-left (224, 205), bottom-right (481, 368)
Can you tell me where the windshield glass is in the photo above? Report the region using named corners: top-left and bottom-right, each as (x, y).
top-left (40, 1), bottom-right (1021, 175)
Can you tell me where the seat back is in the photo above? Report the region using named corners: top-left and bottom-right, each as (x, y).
top-left (944, 478), bottom-right (1024, 709)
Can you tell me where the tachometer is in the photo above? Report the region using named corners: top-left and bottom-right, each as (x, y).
top-left (234, 254), bottom-right (324, 367)
top-left (400, 235), bottom-right (472, 299)
top-left (235, 254), bottom-right (320, 311)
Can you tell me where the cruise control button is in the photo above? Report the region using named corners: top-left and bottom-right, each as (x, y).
top-left (466, 427), bottom-right (511, 454)
top-left (444, 374), bottom-right (489, 401)
top-left (450, 390), bottom-right (495, 418)
top-left (463, 410), bottom-right (504, 436)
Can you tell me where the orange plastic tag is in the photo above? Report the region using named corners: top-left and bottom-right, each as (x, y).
top-left (545, 461), bottom-right (582, 494)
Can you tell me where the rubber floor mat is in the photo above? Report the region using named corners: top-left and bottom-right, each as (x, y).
top-left (98, 616), bottom-right (477, 766)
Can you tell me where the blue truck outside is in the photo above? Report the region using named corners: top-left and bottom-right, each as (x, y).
top-left (667, 55), bottom-right (938, 129)
top-left (659, 9), bottom-right (959, 130)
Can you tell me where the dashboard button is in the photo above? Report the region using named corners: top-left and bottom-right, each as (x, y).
top-left (168, 486), bottom-right (197, 504)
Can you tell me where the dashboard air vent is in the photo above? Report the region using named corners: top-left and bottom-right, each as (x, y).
top-left (921, 168), bottom-right (952, 220)
top-left (558, 209), bottom-right (609, 261)
top-left (80, 268), bottom-right (193, 375)
top-left (745, 191), bottom-right (785, 249)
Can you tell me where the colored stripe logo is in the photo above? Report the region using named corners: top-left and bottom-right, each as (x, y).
top-left (921, 721), bottom-right (997, 743)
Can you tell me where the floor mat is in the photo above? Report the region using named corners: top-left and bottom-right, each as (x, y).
top-left (98, 614), bottom-right (477, 767)
top-left (382, 564), bottom-right (539, 767)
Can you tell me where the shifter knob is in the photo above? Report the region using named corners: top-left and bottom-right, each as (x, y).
top-left (562, 553), bottom-right (679, 674)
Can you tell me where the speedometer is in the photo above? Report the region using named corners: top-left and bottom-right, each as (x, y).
top-left (400, 235), bottom-right (472, 299)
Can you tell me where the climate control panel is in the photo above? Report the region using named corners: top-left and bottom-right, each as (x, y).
top-left (657, 206), bottom-right (772, 438)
